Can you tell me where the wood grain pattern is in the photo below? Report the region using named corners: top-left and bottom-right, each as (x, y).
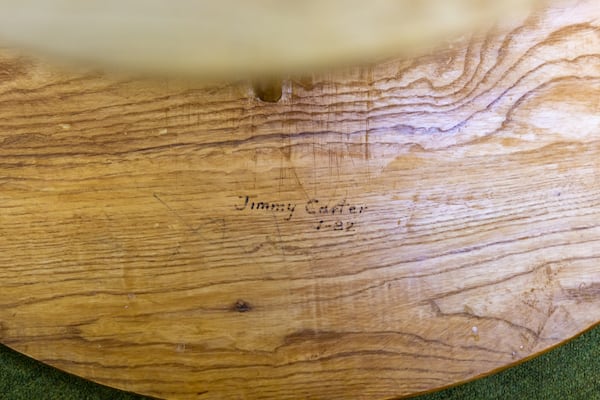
top-left (0, 1), bottom-right (599, 399)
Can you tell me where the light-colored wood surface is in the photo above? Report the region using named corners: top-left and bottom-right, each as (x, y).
top-left (0, 0), bottom-right (599, 399)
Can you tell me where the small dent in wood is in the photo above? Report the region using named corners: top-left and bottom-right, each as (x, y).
top-left (233, 299), bottom-right (252, 313)
top-left (252, 79), bottom-right (282, 103)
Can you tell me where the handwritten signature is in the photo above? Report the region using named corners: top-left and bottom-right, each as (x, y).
top-left (234, 195), bottom-right (367, 231)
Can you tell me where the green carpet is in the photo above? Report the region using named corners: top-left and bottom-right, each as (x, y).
top-left (1, 326), bottom-right (598, 400)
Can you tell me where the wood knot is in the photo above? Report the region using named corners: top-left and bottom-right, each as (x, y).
top-left (233, 299), bottom-right (251, 313)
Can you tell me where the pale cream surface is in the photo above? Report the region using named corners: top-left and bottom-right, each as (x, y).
top-left (0, 0), bottom-right (539, 77)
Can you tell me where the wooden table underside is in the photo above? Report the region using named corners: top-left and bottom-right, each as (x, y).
top-left (0, 0), bottom-right (599, 398)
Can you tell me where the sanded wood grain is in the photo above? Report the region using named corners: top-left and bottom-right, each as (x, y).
top-left (0, 0), bottom-right (599, 399)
